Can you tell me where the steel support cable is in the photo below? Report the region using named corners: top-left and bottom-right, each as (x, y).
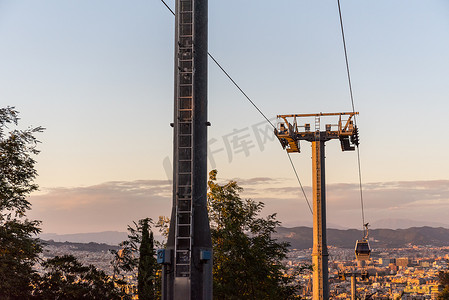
top-left (161, 0), bottom-right (275, 129)
top-left (207, 54), bottom-right (276, 129)
top-left (161, 0), bottom-right (175, 15)
top-left (160, 0), bottom-right (313, 214)
top-left (336, 0), bottom-right (366, 231)
top-left (287, 152), bottom-right (313, 214)
top-left (208, 51), bottom-right (314, 213)
top-left (209, 54), bottom-right (313, 214)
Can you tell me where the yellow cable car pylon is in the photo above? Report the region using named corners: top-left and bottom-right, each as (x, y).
top-left (274, 112), bottom-right (359, 300)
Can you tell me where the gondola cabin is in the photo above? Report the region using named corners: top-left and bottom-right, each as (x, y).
top-left (355, 239), bottom-right (371, 261)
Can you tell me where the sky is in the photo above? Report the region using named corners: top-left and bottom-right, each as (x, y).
top-left (1, 0), bottom-right (449, 234)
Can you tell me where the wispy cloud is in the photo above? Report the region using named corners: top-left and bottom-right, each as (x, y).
top-left (29, 180), bottom-right (172, 234)
top-left (28, 179), bottom-right (449, 234)
top-left (231, 177), bottom-right (283, 186)
top-left (238, 179), bottom-right (449, 228)
top-left (36, 180), bottom-right (172, 210)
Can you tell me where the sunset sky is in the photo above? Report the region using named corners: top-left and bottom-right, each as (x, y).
top-left (1, 0), bottom-right (449, 234)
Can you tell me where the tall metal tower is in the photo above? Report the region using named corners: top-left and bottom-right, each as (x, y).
top-left (159, 0), bottom-right (213, 299)
top-left (274, 112), bottom-right (359, 300)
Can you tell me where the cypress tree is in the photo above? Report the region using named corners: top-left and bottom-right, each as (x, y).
top-left (138, 218), bottom-right (157, 300)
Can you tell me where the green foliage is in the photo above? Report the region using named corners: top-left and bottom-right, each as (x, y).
top-left (112, 218), bottom-right (151, 276)
top-left (138, 219), bottom-right (157, 300)
top-left (155, 216), bottom-right (170, 239)
top-left (1, 107), bottom-right (127, 299)
top-left (0, 106), bottom-right (43, 298)
top-left (438, 268), bottom-right (449, 300)
top-left (0, 218), bottom-right (42, 298)
top-left (439, 290), bottom-right (449, 300)
top-left (440, 269), bottom-right (449, 286)
top-left (0, 107), bottom-right (43, 216)
top-left (207, 170), bottom-right (300, 300)
top-left (113, 218), bottom-right (162, 299)
top-left (33, 255), bottom-right (128, 300)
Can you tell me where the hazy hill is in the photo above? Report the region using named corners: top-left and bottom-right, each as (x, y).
top-left (371, 218), bottom-right (449, 229)
top-left (42, 239), bottom-right (120, 252)
top-left (274, 226), bottom-right (449, 249)
top-left (39, 227), bottom-right (449, 250)
top-left (39, 231), bottom-right (128, 245)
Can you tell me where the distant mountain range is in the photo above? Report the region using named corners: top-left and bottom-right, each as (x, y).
top-left (370, 218), bottom-right (449, 229)
top-left (39, 231), bottom-right (128, 245)
top-left (274, 226), bottom-right (449, 250)
top-left (40, 226), bottom-right (449, 250)
top-left (283, 218), bottom-right (449, 231)
top-left (42, 239), bottom-right (120, 252)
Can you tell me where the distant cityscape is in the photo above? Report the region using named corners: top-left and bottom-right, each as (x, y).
top-left (39, 226), bottom-right (449, 299)
top-left (289, 245), bottom-right (448, 299)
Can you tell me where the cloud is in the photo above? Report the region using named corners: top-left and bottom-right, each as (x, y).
top-left (28, 180), bottom-right (172, 234)
top-left (236, 179), bottom-right (449, 229)
top-left (36, 180), bottom-right (172, 210)
top-left (27, 179), bottom-right (449, 234)
top-left (240, 180), bottom-right (449, 210)
top-left (231, 177), bottom-right (283, 186)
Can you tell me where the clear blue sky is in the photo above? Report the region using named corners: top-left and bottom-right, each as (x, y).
top-left (1, 0), bottom-right (449, 233)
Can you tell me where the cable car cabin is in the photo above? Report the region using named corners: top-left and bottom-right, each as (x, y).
top-left (355, 239), bottom-right (371, 261)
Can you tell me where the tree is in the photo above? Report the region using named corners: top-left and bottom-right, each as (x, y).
top-left (138, 219), bottom-right (157, 300)
top-left (33, 255), bottom-right (128, 300)
top-left (1, 107), bottom-right (126, 299)
top-left (0, 106), bottom-right (44, 298)
top-left (207, 170), bottom-right (300, 300)
top-left (113, 218), bottom-right (161, 299)
top-left (438, 268), bottom-right (449, 300)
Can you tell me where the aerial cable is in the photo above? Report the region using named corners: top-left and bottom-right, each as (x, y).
top-left (207, 54), bottom-right (275, 129)
top-left (160, 0), bottom-right (275, 129)
top-left (160, 0), bottom-right (175, 15)
top-left (160, 0), bottom-right (312, 213)
top-left (336, 0), bottom-right (366, 231)
top-left (287, 152), bottom-right (313, 214)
